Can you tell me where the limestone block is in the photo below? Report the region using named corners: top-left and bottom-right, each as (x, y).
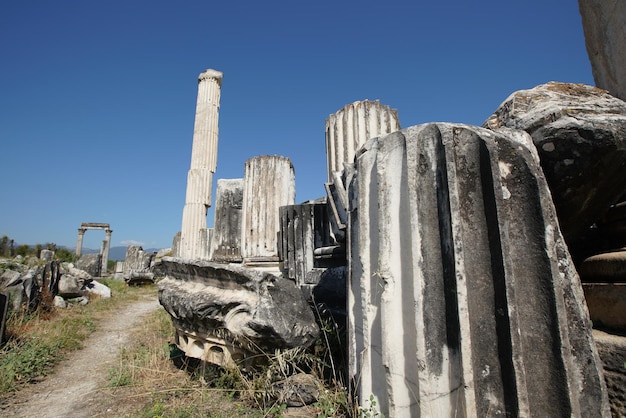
top-left (484, 82), bottom-right (626, 252)
top-left (242, 156), bottom-right (295, 263)
top-left (594, 330), bottom-right (626, 417)
top-left (348, 123), bottom-right (609, 416)
top-left (83, 280), bottom-right (111, 298)
top-left (0, 269), bottom-right (40, 311)
top-left (124, 271), bottom-right (155, 285)
top-left (53, 295), bottom-right (66, 308)
top-left (579, 0), bottom-right (626, 101)
top-left (154, 257), bottom-right (319, 362)
top-left (210, 178), bottom-right (244, 263)
top-left (76, 254), bottom-right (101, 277)
top-left (584, 283), bottom-right (626, 332)
top-left (123, 246), bottom-right (155, 271)
top-left (58, 274), bottom-right (82, 298)
top-left (39, 249), bottom-right (54, 261)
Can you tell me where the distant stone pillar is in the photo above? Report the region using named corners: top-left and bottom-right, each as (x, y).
top-left (76, 228), bottom-right (86, 256)
top-left (179, 69), bottom-right (223, 260)
top-left (241, 156), bottom-right (295, 266)
top-left (325, 100), bottom-right (400, 181)
top-left (210, 178), bottom-right (244, 262)
top-left (348, 123), bottom-right (609, 416)
top-left (101, 229), bottom-right (112, 276)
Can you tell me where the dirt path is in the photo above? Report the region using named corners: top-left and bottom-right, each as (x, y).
top-left (2, 296), bottom-right (161, 418)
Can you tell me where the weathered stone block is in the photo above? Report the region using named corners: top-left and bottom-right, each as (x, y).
top-left (123, 246), bottom-right (155, 271)
top-left (154, 257), bottom-right (319, 366)
top-left (584, 283), bottom-right (626, 332)
top-left (484, 82), bottom-right (626, 252)
top-left (348, 123), bottom-right (609, 416)
top-left (76, 254), bottom-right (101, 277)
top-left (594, 330), bottom-right (626, 417)
top-left (242, 156), bottom-right (295, 266)
top-left (210, 178), bottom-right (243, 263)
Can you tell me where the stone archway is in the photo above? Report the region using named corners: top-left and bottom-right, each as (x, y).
top-left (75, 222), bottom-right (112, 276)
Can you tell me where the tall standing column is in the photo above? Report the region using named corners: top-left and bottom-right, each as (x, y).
top-left (75, 228), bottom-right (85, 256)
top-left (325, 99), bottom-right (400, 181)
top-left (178, 69), bottom-right (223, 260)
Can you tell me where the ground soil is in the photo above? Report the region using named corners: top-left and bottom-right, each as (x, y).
top-left (0, 295), bottom-right (160, 418)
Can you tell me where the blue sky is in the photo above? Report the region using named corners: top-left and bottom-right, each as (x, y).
top-left (0, 0), bottom-right (594, 250)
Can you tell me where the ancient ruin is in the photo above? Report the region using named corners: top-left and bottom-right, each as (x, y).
top-left (156, 257), bottom-right (318, 367)
top-left (153, 60), bottom-right (626, 415)
top-left (347, 123), bottom-right (609, 416)
top-left (75, 222), bottom-right (112, 277)
top-left (325, 99), bottom-right (400, 181)
top-left (484, 82), bottom-right (626, 260)
top-left (178, 69), bottom-right (223, 261)
top-left (241, 155), bottom-right (295, 270)
top-left (209, 179), bottom-right (244, 263)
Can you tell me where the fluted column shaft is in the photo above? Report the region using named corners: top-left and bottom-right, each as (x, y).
top-left (348, 123), bottom-right (609, 417)
top-left (241, 156), bottom-right (295, 262)
top-left (179, 69), bottom-right (223, 260)
top-left (325, 100), bottom-right (400, 181)
top-left (76, 229), bottom-right (85, 256)
top-left (101, 229), bottom-right (112, 276)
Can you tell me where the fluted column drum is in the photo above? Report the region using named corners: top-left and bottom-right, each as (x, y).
top-left (241, 156), bottom-right (295, 263)
top-left (325, 99), bottom-right (400, 181)
top-left (348, 123), bottom-right (609, 417)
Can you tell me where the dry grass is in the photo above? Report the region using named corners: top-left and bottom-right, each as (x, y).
top-left (101, 305), bottom-right (353, 417)
top-left (99, 307), bottom-right (267, 417)
top-left (0, 279), bottom-right (154, 397)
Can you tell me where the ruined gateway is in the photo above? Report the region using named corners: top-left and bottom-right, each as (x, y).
top-left (152, 68), bottom-right (626, 416)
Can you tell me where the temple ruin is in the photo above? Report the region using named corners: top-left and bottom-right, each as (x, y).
top-left (153, 66), bottom-right (626, 416)
top-left (75, 222), bottom-right (112, 277)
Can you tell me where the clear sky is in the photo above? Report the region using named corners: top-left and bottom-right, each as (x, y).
top-left (0, 0), bottom-right (594, 250)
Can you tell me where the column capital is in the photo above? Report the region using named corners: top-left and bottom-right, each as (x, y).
top-left (198, 69), bottom-right (223, 85)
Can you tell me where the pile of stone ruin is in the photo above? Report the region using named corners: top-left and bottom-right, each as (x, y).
top-left (155, 5), bottom-right (626, 414)
top-left (156, 80), bottom-right (626, 415)
top-left (4, 2), bottom-right (621, 416)
top-left (0, 254), bottom-right (112, 328)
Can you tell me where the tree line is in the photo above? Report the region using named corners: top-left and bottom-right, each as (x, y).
top-left (0, 235), bottom-right (76, 263)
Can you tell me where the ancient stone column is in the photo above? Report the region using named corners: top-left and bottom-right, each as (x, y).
top-left (325, 100), bottom-right (400, 181)
top-left (579, 0), bottom-right (626, 101)
top-left (178, 69), bottom-right (223, 260)
top-left (101, 229), bottom-right (112, 276)
top-left (75, 228), bottom-right (85, 256)
top-left (241, 156), bottom-right (295, 267)
top-left (348, 123), bottom-right (609, 416)
top-left (210, 178), bottom-right (244, 263)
